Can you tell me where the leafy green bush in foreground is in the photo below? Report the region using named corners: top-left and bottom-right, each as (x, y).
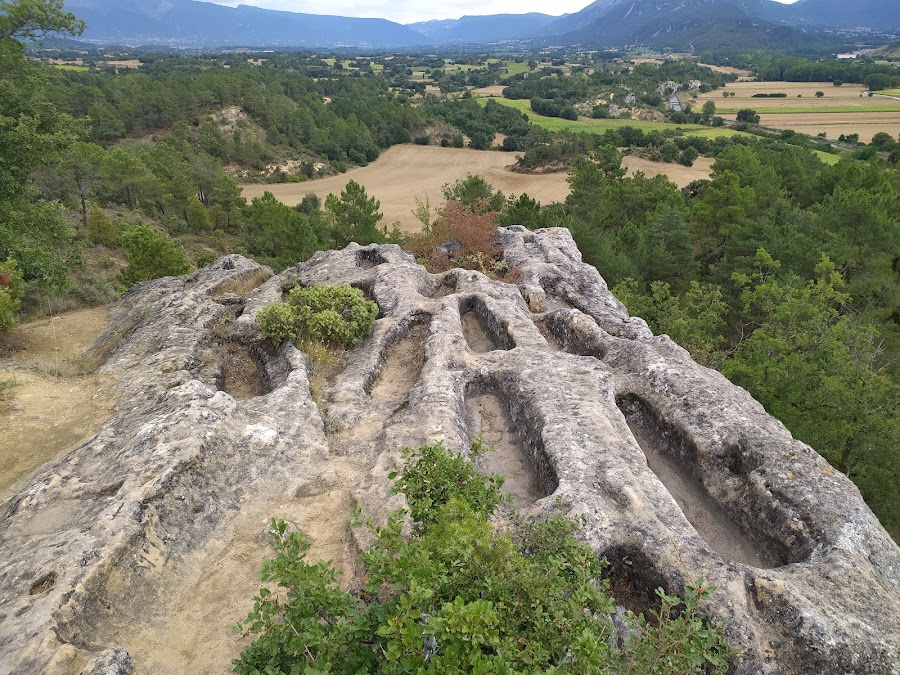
top-left (256, 284), bottom-right (378, 349)
top-left (234, 442), bottom-right (731, 674)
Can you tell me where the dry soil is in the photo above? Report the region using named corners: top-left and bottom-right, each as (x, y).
top-left (242, 145), bottom-right (712, 233)
top-left (0, 308), bottom-right (117, 497)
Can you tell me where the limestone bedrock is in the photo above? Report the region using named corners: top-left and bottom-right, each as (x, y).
top-left (0, 227), bottom-right (897, 675)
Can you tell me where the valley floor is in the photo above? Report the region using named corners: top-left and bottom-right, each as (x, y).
top-left (241, 145), bottom-right (713, 231)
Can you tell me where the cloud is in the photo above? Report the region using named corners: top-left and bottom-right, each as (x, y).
top-left (201, 0), bottom-right (589, 24)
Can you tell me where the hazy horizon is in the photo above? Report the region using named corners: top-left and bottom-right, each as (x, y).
top-left (202, 0), bottom-right (802, 24)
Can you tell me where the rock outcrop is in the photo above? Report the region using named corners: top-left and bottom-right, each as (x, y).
top-left (0, 227), bottom-right (898, 674)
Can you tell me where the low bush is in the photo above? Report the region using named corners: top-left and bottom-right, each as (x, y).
top-left (256, 284), bottom-right (378, 349)
top-left (86, 206), bottom-right (125, 248)
top-left (234, 442), bottom-right (732, 674)
top-left (408, 201), bottom-right (504, 275)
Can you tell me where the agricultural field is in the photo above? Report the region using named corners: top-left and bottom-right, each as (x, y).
top-left (695, 81), bottom-right (877, 108)
top-left (242, 145), bottom-right (570, 231)
top-left (472, 84), bottom-right (507, 97)
top-left (103, 59), bottom-right (142, 69)
top-left (503, 60), bottom-right (532, 77)
top-left (695, 81), bottom-right (900, 142)
top-left (746, 112), bottom-right (900, 144)
top-left (241, 145), bottom-right (715, 232)
top-left (475, 96), bottom-right (744, 138)
top-left (622, 155), bottom-right (714, 185)
top-left (697, 63), bottom-right (754, 79)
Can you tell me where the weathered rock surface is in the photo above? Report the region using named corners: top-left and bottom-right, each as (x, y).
top-left (1, 228), bottom-right (898, 674)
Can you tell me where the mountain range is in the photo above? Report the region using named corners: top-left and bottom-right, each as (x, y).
top-left (549, 0), bottom-right (838, 51)
top-left (407, 13), bottom-right (557, 44)
top-left (64, 0), bottom-right (427, 48)
top-left (61, 0), bottom-right (900, 50)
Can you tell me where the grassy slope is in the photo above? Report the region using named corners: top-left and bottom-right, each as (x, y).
top-left (813, 150), bottom-right (841, 165)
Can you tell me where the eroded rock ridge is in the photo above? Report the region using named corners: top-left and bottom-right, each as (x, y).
top-left (0, 227), bottom-right (898, 674)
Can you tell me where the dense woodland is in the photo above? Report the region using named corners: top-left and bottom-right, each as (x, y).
top-left (0, 1), bottom-right (898, 538)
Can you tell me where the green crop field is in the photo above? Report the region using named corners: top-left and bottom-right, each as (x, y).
top-left (503, 60), bottom-right (532, 77)
top-left (876, 89), bottom-right (900, 97)
top-left (477, 97), bottom-right (749, 138)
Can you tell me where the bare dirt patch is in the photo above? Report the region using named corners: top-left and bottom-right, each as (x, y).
top-left (462, 311), bottom-right (496, 352)
top-left (241, 145), bottom-right (572, 233)
top-left (221, 342), bottom-right (267, 400)
top-left (623, 155), bottom-right (713, 187)
top-left (618, 395), bottom-right (784, 569)
top-left (472, 85), bottom-right (506, 97)
top-left (370, 322), bottom-right (429, 410)
top-left (0, 308), bottom-right (117, 495)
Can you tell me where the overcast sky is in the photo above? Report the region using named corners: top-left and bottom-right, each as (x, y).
top-left (206, 0), bottom-right (800, 24)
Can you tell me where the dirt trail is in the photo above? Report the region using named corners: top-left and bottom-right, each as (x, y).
top-left (0, 308), bottom-right (117, 496)
top-left (467, 392), bottom-right (543, 507)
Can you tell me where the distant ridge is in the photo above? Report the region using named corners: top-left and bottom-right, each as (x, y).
top-left (61, 0), bottom-right (892, 50)
top-left (407, 13), bottom-right (557, 44)
top-left (790, 0), bottom-right (900, 29)
top-left (546, 0), bottom-right (836, 51)
top-left (64, 0), bottom-right (430, 48)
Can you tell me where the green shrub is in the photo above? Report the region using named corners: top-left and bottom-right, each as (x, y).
top-left (234, 442), bottom-right (731, 674)
top-left (256, 302), bottom-right (300, 345)
top-left (86, 206), bottom-right (125, 248)
top-left (117, 225), bottom-right (192, 290)
top-left (257, 284), bottom-right (377, 349)
top-left (0, 260), bottom-right (25, 334)
top-left (390, 439), bottom-right (506, 527)
top-left (194, 249), bottom-right (218, 268)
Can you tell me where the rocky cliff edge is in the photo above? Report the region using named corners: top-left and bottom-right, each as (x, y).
top-left (0, 227), bottom-right (898, 674)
